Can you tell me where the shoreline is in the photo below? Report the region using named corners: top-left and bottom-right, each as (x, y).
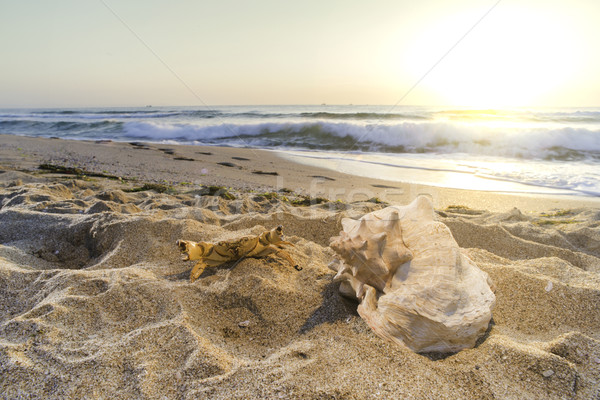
top-left (2, 134), bottom-right (600, 213)
top-left (277, 150), bottom-right (591, 196)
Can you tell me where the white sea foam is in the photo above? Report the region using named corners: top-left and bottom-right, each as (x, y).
top-left (120, 119), bottom-right (600, 161)
top-left (279, 150), bottom-right (600, 196)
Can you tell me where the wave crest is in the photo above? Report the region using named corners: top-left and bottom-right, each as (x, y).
top-left (121, 120), bottom-right (600, 161)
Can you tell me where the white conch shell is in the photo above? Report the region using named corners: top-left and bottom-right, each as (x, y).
top-left (329, 195), bottom-right (495, 353)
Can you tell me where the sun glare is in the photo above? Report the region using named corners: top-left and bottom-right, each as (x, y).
top-left (402, 5), bottom-right (582, 108)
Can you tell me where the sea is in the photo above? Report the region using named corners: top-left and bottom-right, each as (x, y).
top-left (2, 105), bottom-right (600, 197)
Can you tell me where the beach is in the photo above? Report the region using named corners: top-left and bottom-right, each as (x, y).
top-left (1, 134), bottom-right (600, 399)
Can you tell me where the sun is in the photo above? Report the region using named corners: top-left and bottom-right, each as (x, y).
top-left (402, 4), bottom-right (582, 108)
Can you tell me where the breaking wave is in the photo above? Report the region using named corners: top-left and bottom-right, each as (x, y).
top-left (122, 120), bottom-right (600, 161)
top-left (2, 115), bottom-right (600, 162)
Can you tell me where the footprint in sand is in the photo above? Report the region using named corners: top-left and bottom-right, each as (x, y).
top-left (252, 170), bottom-right (279, 176)
top-left (371, 183), bottom-right (401, 189)
top-left (217, 162), bottom-right (240, 168)
top-left (311, 175), bottom-right (336, 181)
top-left (174, 157), bottom-right (195, 161)
top-left (129, 142), bottom-right (151, 150)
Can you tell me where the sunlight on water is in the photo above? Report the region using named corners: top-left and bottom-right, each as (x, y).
top-left (277, 150), bottom-right (590, 196)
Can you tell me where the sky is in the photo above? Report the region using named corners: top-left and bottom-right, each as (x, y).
top-left (0, 0), bottom-right (599, 108)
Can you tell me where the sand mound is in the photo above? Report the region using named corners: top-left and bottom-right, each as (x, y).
top-left (1, 172), bottom-right (599, 399)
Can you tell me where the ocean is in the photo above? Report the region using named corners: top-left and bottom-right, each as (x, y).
top-left (2, 105), bottom-right (600, 196)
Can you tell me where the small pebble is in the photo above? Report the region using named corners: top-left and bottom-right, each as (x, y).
top-left (542, 370), bottom-right (554, 378)
top-left (238, 320), bottom-right (250, 328)
top-left (593, 357), bottom-right (600, 364)
top-left (545, 281), bottom-right (553, 292)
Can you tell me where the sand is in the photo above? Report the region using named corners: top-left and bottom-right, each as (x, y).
top-left (1, 134), bottom-right (599, 399)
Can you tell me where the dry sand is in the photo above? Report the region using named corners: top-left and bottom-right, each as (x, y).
top-left (1, 134), bottom-right (599, 399)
